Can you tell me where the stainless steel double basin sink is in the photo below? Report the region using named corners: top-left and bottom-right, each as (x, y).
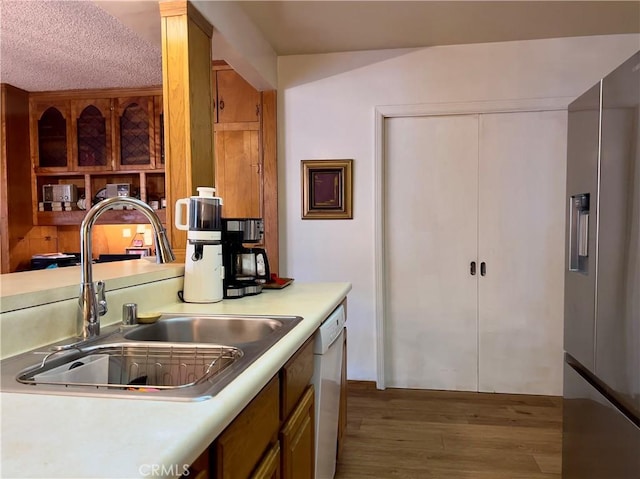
top-left (0, 314), bottom-right (302, 401)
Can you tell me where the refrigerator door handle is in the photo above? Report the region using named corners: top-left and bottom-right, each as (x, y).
top-left (470, 261), bottom-right (476, 276)
top-left (480, 262), bottom-right (486, 276)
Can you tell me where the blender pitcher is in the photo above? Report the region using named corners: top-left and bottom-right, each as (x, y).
top-left (174, 187), bottom-right (224, 303)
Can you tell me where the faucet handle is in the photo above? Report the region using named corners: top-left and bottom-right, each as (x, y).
top-left (96, 280), bottom-right (108, 316)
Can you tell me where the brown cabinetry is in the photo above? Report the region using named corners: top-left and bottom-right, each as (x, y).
top-left (214, 376), bottom-right (280, 479)
top-left (212, 64), bottom-right (278, 275)
top-left (31, 99), bottom-right (72, 170)
top-left (280, 386), bottom-right (315, 479)
top-left (215, 129), bottom-right (261, 218)
top-left (252, 442), bottom-right (281, 479)
top-left (29, 88), bottom-right (165, 226)
top-left (72, 98), bottom-right (112, 170)
top-left (114, 96), bottom-right (156, 170)
top-left (214, 69), bottom-right (261, 124)
top-left (1, 84), bottom-right (34, 272)
top-left (210, 335), bottom-right (316, 479)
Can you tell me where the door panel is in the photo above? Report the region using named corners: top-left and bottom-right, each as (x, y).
top-left (564, 84), bottom-right (601, 374)
top-left (563, 362), bottom-right (640, 478)
top-left (214, 130), bottom-right (261, 218)
top-left (478, 110), bottom-right (567, 395)
top-left (385, 115), bottom-right (479, 391)
top-left (595, 52), bottom-right (640, 414)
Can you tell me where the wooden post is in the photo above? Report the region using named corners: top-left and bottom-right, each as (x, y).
top-left (160, 1), bottom-right (215, 261)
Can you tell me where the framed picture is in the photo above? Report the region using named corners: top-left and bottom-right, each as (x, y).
top-left (301, 159), bottom-right (353, 219)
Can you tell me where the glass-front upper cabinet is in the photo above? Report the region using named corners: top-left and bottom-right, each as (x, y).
top-left (31, 100), bottom-right (72, 171)
top-left (114, 97), bottom-right (155, 170)
top-left (154, 96), bottom-right (164, 166)
top-left (72, 98), bottom-right (113, 171)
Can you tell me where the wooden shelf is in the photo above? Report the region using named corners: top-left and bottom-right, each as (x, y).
top-left (37, 208), bottom-right (166, 226)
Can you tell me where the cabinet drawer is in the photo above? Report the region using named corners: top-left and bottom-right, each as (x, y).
top-left (215, 376), bottom-right (280, 479)
top-left (280, 336), bottom-right (314, 421)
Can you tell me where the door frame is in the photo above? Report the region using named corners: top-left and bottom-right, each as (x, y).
top-left (373, 97), bottom-right (572, 389)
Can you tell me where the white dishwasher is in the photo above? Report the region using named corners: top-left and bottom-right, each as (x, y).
top-left (312, 304), bottom-right (346, 479)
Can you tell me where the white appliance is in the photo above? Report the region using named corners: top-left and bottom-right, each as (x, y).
top-left (312, 304), bottom-right (346, 479)
top-left (174, 187), bottom-right (224, 303)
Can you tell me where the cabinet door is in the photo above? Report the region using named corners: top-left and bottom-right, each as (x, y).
top-left (385, 115), bottom-right (479, 391)
top-left (214, 130), bottom-right (261, 217)
top-left (154, 96), bottom-right (165, 167)
top-left (280, 337), bottom-right (314, 421)
top-left (478, 110), bottom-right (567, 395)
top-left (72, 98), bottom-right (113, 171)
top-left (215, 69), bottom-right (261, 124)
top-left (279, 385), bottom-right (314, 479)
top-left (114, 97), bottom-right (155, 170)
top-left (215, 376), bottom-right (279, 479)
top-left (251, 443), bottom-right (281, 479)
top-left (31, 100), bottom-right (72, 171)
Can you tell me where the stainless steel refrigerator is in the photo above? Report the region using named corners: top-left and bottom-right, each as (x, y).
top-left (563, 51), bottom-right (640, 478)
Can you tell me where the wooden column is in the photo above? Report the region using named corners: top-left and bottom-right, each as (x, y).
top-left (0, 84), bottom-right (33, 273)
top-left (160, 1), bottom-right (215, 261)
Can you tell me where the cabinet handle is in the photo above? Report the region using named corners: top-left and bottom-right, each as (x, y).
top-left (470, 261), bottom-right (476, 276)
top-left (219, 99), bottom-right (225, 111)
top-left (256, 104), bottom-right (260, 117)
top-left (480, 262), bottom-right (486, 276)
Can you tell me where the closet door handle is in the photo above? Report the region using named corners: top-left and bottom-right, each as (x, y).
top-left (480, 262), bottom-right (486, 276)
top-left (470, 261), bottom-right (476, 276)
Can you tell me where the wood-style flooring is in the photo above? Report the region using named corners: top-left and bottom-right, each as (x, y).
top-left (335, 381), bottom-right (562, 479)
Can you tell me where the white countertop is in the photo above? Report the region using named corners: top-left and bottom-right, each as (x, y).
top-left (0, 282), bottom-right (351, 479)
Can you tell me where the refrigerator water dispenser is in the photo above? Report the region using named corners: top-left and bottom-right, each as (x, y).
top-left (569, 193), bottom-right (590, 273)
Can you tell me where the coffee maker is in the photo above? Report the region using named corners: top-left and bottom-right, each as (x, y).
top-left (222, 218), bottom-right (270, 298)
top-left (175, 187), bottom-right (224, 303)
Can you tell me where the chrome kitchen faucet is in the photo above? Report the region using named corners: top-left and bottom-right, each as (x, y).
top-left (78, 197), bottom-right (175, 339)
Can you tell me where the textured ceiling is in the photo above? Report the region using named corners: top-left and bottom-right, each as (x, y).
top-left (0, 1), bottom-right (638, 92)
top-left (0, 0), bottom-right (162, 92)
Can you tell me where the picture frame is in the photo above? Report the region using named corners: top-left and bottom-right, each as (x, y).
top-left (301, 159), bottom-right (353, 219)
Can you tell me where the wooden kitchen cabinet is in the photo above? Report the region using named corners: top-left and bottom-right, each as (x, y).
top-left (212, 64), bottom-right (279, 275)
top-left (206, 334), bottom-right (317, 479)
top-left (279, 337), bottom-right (315, 479)
top-left (72, 98), bottom-right (112, 171)
top-left (215, 129), bottom-right (261, 217)
top-left (30, 98), bottom-right (72, 171)
top-left (213, 68), bottom-right (261, 124)
top-left (113, 96), bottom-right (156, 170)
top-left (214, 376), bottom-right (280, 479)
top-left (280, 337), bottom-right (314, 421)
top-left (252, 443), bottom-right (281, 479)
top-left (279, 385), bottom-right (315, 479)
top-left (28, 88), bottom-right (165, 227)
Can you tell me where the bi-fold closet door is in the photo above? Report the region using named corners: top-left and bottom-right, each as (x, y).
top-left (385, 110), bottom-right (566, 395)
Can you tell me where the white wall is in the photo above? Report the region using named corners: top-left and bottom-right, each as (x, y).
top-left (277, 34), bottom-right (640, 381)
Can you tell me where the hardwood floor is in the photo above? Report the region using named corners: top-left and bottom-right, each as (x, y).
top-left (335, 381), bottom-right (562, 479)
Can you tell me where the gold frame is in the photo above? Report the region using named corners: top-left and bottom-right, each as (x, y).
top-left (301, 159), bottom-right (353, 219)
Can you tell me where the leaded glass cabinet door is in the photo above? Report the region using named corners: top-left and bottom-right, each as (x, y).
top-left (154, 96), bottom-right (164, 167)
top-left (72, 99), bottom-right (112, 171)
top-left (31, 100), bottom-right (72, 171)
top-left (115, 97), bottom-right (155, 170)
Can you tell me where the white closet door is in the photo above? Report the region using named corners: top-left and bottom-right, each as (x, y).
top-left (477, 110), bottom-right (567, 395)
top-left (385, 115), bottom-right (479, 391)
